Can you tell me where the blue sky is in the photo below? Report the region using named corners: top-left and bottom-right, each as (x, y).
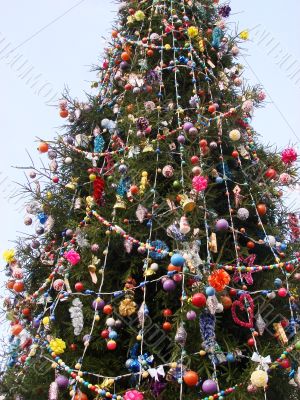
top-left (0, 0), bottom-right (299, 319)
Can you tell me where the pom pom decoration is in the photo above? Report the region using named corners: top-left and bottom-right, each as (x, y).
top-left (64, 249), bottom-right (81, 266)
top-left (49, 338), bottom-right (66, 355)
top-left (192, 175), bottom-right (208, 192)
top-left (124, 390), bottom-right (144, 400)
top-left (208, 270), bottom-right (230, 291)
top-left (3, 249), bottom-right (15, 263)
top-left (250, 370), bottom-right (268, 388)
top-left (229, 129), bottom-right (241, 141)
top-left (281, 147), bottom-right (297, 164)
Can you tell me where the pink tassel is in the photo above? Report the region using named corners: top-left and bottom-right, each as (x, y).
top-left (48, 382), bottom-right (58, 400)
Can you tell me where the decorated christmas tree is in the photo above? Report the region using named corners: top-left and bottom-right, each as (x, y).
top-left (1, 1), bottom-right (300, 399)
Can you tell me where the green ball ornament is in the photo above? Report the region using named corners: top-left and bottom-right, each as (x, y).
top-left (173, 180), bottom-right (181, 188)
top-left (295, 341), bottom-right (300, 350)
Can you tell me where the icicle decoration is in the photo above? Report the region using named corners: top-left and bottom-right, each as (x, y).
top-left (199, 312), bottom-right (216, 352)
top-left (138, 302), bottom-right (149, 326)
top-left (256, 313), bottom-right (266, 336)
top-left (48, 382), bottom-right (58, 400)
top-left (69, 298), bottom-right (84, 336)
top-left (175, 323), bottom-right (187, 347)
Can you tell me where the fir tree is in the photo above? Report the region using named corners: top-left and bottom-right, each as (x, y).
top-left (1, 1), bottom-right (300, 400)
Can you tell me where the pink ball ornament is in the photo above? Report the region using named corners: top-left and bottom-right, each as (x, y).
top-left (162, 165), bottom-right (174, 178)
top-left (91, 244), bottom-right (99, 253)
top-left (173, 273), bottom-right (182, 282)
top-left (186, 310), bottom-right (197, 320)
top-left (247, 384), bottom-right (258, 393)
top-left (234, 77), bottom-right (242, 86)
top-left (124, 390), bottom-right (144, 400)
top-left (177, 135), bottom-right (186, 144)
top-left (189, 127), bottom-right (198, 136)
top-left (258, 91), bottom-right (266, 101)
top-left (53, 279), bottom-right (65, 291)
top-left (294, 273), bottom-right (300, 281)
top-left (279, 173), bottom-right (292, 185)
top-left (278, 287), bottom-right (287, 297)
top-left (192, 166), bottom-right (201, 176)
top-left (231, 46), bottom-right (239, 56)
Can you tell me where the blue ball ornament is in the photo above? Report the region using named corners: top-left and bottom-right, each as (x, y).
top-left (109, 330), bottom-right (118, 340)
top-left (226, 353), bottom-right (235, 362)
top-left (205, 286), bottom-right (215, 296)
top-left (274, 278), bottom-right (282, 288)
top-left (171, 253), bottom-right (185, 266)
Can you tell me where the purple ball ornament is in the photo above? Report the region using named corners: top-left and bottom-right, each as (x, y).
top-left (32, 318), bottom-right (41, 329)
top-left (92, 298), bottom-right (105, 310)
top-left (215, 219), bottom-right (229, 231)
top-left (120, 61), bottom-right (130, 71)
top-left (55, 375), bottom-right (69, 390)
top-left (183, 122), bottom-right (193, 132)
top-left (163, 279), bottom-right (176, 292)
top-left (202, 379), bottom-right (218, 394)
top-left (177, 135), bottom-right (186, 144)
top-left (186, 310), bottom-right (197, 320)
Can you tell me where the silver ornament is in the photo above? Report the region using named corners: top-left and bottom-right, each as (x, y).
top-left (175, 323), bottom-right (187, 347)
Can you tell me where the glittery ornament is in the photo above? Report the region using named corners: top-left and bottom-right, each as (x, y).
top-left (237, 207), bottom-right (249, 220)
top-left (256, 313), bottom-right (266, 336)
top-left (48, 382), bottom-right (58, 400)
top-left (175, 323), bottom-right (187, 347)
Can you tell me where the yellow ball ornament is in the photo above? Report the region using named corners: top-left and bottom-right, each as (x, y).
top-left (250, 370), bottom-right (268, 388)
top-left (229, 129), bottom-right (241, 141)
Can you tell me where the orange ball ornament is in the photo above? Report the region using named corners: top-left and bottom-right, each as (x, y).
top-left (221, 296), bottom-right (232, 310)
top-left (257, 203), bottom-right (267, 216)
top-left (74, 392), bottom-right (88, 400)
top-left (162, 321), bottom-right (172, 331)
top-left (13, 281), bottom-right (24, 293)
top-left (103, 304), bottom-right (113, 315)
top-left (121, 52), bottom-right (130, 61)
top-left (183, 370), bottom-right (199, 386)
top-left (246, 241), bottom-right (255, 249)
top-left (38, 142), bottom-right (49, 153)
top-left (112, 30), bottom-right (118, 38)
top-left (130, 185), bottom-right (139, 195)
top-left (147, 49), bottom-right (154, 57)
top-left (7, 280), bottom-right (15, 290)
top-left (11, 324), bottom-right (23, 336)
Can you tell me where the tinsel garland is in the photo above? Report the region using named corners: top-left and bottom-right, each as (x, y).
top-left (93, 176), bottom-right (105, 205)
top-left (69, 298), bottom-right (84, 336)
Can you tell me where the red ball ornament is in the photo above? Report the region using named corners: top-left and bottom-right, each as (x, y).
top-left (103, 304), bottom-right (113, 315)
top-left (70, 343), bottom-right (77, 351)
top-left (232, 150), bottom-right (239, 158)
top-left (162, 321), bottom-right (172, 331)
top-left (101, 329), bottom-right (109, 339)
top-left (229, 288), bottom-right (237, 297)
top-left (221, 296), bottom-right (232, 310)
top-left (265, 168), bottom-right (277, 179)
top-left (121, 52), bottom-right (130, 61)
top-left (124, 84), bottom-right (132, 91)
top-left (74, 282), bottom-right (84, 292)
top-left (247, 338), bottom-right (255, 347)
top-left (192, 293), bottom-right (206, 308)
top-left (183, 370), bottom-right (199, 386)
top-left (163, 309), bottom-right (173, 317)
top-left (107, 340), bottom-right (117, 350)
top-left (285, 264), bottom-right (294, 273)
top-left (52, 176), bottom-right (59, 184)
top-left (281, 319), bottom-right (289, 328)
top-left (130, 185), bottom-right (139, 195)
top-left (191, 155), bottom-right (199, 165)
top-left (278, 287), bottom-right (287, 297)
top-left (60, 109), bottom-right (69, 118)
top-left (246, 241), bottom-right (255, 249)
top-left (22, 308), bottom-right (31, 317)
top-left (280, 359), bottom-right (291, 369)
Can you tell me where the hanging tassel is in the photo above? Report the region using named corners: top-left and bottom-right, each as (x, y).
top-left (94, 134), bottom-right (105, 153)
top-left (212, 26), bottom-right (224, 49)
top-left (48, 382), bottom-right (58, 400)
top-left (93, 176), bottom-right (105, 205)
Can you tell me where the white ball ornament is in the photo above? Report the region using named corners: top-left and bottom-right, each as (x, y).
top-left (250, 370), bottom-right (268, 388)
top-left (267, 291), bottom-right (276, 300)
top-left (150, 263), bottom-right (159, 271)
top-left (266, 235), bottom-right (276, 247)
top-left (106, 317), bottom-right (116, 327)
top-left (229, 129), bottom-right (241, 141)
top-left (237, 208), bottom-right (249, 221)
top-left (64, 157), bottom-right (73, 165)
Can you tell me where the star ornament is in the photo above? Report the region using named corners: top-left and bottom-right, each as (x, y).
top-left (233, 254), bottom-right (257, 285)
